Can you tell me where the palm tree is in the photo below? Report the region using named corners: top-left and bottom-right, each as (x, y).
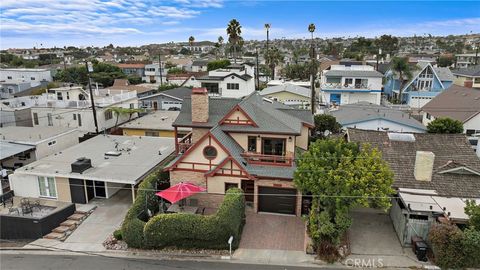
top-left (308, 23), bottom-right (316, 114)
top-left (106, 107), bottom-right (143, 131)
top-left (226, 19), bottom-right (242, 63)
top-left (391, 57), bottom-right (412, 104)
top-left (218, 36), bottom-right (224, 57)
top-left (265, 47), bottom-right (283, 80)
top-left (188, 36), bottom-right (195, 54)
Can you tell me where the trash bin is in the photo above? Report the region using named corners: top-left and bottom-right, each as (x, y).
top-left (414, 241), bottom-right (428, 262)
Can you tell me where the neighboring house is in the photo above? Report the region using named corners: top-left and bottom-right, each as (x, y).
top-left (0, 68), bottom-right (52, 98)
top-left (143, 63), bottom-right (166, 83)
top-left (120, 110), bottom-right (190, 138)
top-left (328, 102), bottom-right (427, 133)
top-left (139, 87), bottom-right (191, 111)
top-left (320, 64), bottom-right (383, 106)
top-left (384, 62), bottom-right (454, 108)
top-left (26, 86), bottom-right (139, 133)
top-left (197, 63), bottom-right (255, 98)
top-left (455, 53), bottom-right (478, 68)
top-left (318, 55), bottom-right (339, 72)
top-left (348, 129), bottom-right (480, 245)
top-left (9, 135), bottom-right (174, 203)
top-left (451, 65), bottom-right (480, 88)
top-left (0, 100), bottom-right (33, 127)
top-left (191, 60), bottom-right (209, 72)
top-left (106, 79), bottom-right (153, 96)
top-left (259, 83), bottom-right (311, 109)
top-left (116, 63), bottom-right (145, 77)
top-left (166, 73), bottom-right (203, 88)
top-left (0, 126), bottom-right (82, 194)
top-left (267, 79), bottom-right (311, 89)
top-left (421, 85), bottom-right (480, 135)
top-left (165, 88), bottom-right (314, 216)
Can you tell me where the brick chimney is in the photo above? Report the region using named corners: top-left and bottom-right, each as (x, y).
top-left (191, 88), bottom-right (209, 123)
top-left (414, 151), bottom-right (435, 181)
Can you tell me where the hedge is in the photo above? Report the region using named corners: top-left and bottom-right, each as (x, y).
top-left (143, 188), bottom-right (245, 249)
top-left (429, 223), bottom-right (480, 269)
top-left (121, 167), bottom-right (167, 248)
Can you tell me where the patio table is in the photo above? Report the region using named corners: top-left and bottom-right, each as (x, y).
top-left (166, 204), bottom-right (198, 214)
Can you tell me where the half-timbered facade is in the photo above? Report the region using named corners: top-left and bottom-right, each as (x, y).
top-left (165, 88), bottom-right (314, 216)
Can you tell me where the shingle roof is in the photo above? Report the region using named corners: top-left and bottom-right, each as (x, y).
top-left (451, 65), bottom-right (480, 77)
top-left (324, 70), bottom-right (384, 78)
top-left (329, 102), bottom-right (427, 131)
top-left (259, 83), bottom-right (311, 98)
top-left (347, 129), bottom-right (480, 198)
top-left (421, 85), bottom-right (480, 123)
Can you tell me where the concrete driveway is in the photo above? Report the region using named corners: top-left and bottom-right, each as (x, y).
top-left (28, 189), bottom-right (132, 252)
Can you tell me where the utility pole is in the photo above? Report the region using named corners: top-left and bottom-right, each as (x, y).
top-left (308, 23), bottom-right (316, 114)
top-left (265, 23), bottom-right (271, 82)
top-left (255, 47), bottom-right (260, 90)
top-left (158, 53), bottom-right (163, 86)
top-left (475, 43), bottom-right (479, 65)
top-left (376, 48), bottom-right (382, 71)
top-left (85, 61), bottom-right (99, 134)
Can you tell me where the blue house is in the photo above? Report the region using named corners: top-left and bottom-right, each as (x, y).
top-left (384, 62), bottom-right (454, 108)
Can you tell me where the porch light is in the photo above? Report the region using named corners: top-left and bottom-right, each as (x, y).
top-left (288, 136), bottom-right (292, 142)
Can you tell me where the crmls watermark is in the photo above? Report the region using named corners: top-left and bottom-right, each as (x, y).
top-left (345, 258), bottom-right (384, 268)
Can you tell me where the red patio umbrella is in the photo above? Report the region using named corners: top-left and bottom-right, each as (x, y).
top-left (155, 182), bottom-right (206, 204)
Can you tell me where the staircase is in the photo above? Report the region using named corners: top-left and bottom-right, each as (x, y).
top-left (43, 206), bottom-right (97, 241)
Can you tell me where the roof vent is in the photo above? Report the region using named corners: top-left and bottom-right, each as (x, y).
top-left (71, 157), bottom-right (92, 174)
top-left (105, 151), bottom-right (122, 157)
top-left (387, 132), bottom-right (416, 142)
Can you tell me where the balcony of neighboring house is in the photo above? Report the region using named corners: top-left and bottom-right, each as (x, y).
top-left (242, 136), bottom-right (294, 167)
top-left (322, 78), bottom-right (371, 91)
top-left (175, 131), bottom-right (193, 154)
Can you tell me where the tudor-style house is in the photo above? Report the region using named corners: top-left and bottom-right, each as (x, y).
top-left (165, 88), bottom-right (314, 216)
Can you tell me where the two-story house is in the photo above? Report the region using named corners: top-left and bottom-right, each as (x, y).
top-left (165, 88), bottom-right (314, 216)
top-left (383, 62), bottom-right (454, 108)
top-left (197, 63), bottom-right (255, 98)
top-left (320, 65), bottom-right (383, 106)
top-left (143, 63), bottom-right (166, 83)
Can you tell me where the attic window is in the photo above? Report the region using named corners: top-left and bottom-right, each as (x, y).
top-left (203, 146), bottom-right (218, 160)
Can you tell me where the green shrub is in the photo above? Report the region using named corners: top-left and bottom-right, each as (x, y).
top-left (462, 228), bottom-right (480, 268)
top-left (143, 188), bottom-right (245, 249)
top-left (113, 229), bottom-right (123, 240)
top-left (429, 223), bottom-right (466, 269)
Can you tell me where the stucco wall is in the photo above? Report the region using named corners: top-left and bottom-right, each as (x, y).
top-left (122, 128), bottom-right (175, 138)
top-left (34, 130), bottom-right (80, 159)
top-left (229, 132), bottom-right (295, 154)
top-left (55, 177), bottom-right (72, 202)
top-left (296, 125), bottom-right (310, 150)
top-left (191, 128), bottom-right (209, 143)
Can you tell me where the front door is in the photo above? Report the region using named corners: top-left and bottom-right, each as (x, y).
top-left (153, 101), bottom-right (158, 110)
top-left (241, 180), bottom-right (254, 203)
top-left (94, 181), bottom-right (106, 198)
top-left (69, 178), bottom-right (86, 204)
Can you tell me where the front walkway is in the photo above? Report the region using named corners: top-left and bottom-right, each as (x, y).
top-left (26, 189), bottom-right (132, 252)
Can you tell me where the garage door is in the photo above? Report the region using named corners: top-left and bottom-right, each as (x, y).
top-left (258, 187), bottom-right (296, 215)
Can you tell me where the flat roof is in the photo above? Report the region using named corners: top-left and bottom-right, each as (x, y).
top-left (0, 141), bottom-right (35, 160)
top-left (15, 135), bottom-right (175, 184)
top-left (120, 111), bottom-right (190, 132)
top-left (0, 126), bottom-right (80, 145)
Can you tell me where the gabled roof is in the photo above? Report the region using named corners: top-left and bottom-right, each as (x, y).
top-left (400, 62), bottom-right (453, 92)
top-left (259, 83), bottom-right (311, 98)
top-left (421, 85), bottom-right (480, 123)
top-left (329, 102), bottom-right (427, 131)
top-left (347, 129), bottom-right (480, 198)
top-left (173, 92), bottom-right (314, 134)
top-left (451, 65), bottom-right (480, 77)
top-left (139, 87), bottom-right (192, 101)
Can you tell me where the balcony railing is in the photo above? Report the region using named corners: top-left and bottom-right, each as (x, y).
top-left (241, 152), bottom-right (294, 166)
top-left (321, 83), bottom-right (371, 90)
top-left (176, 132), bottom-right (193, 154)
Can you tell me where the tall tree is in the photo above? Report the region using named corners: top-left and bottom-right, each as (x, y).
top-left (426, 117), bottom-right (464, 134)
top-left (226, 19), bottom-right (242, 63)
top-left (265, 47), bottom-right (283, 80)
top-left (188, 36), bottom-right (195, 54)
top-left (218, 36), bottom-right (224, 57)
top-left (374, 35), bottom-right (399, 56)
top-left (391, 57), bottom-right (412, 104)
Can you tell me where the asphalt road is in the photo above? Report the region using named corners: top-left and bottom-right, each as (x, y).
top-left (0, 254), bottom-right (325, 270)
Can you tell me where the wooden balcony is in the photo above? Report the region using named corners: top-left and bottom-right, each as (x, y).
top-left (176, 131), bottom-right (193, 154)
top-left (241, 152), bottom-right (294, 167)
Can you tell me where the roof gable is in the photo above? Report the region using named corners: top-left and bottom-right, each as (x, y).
top-left (219, 104), bottom-right (258, 127)
top-left (402, 63), bottom-right (445, 92)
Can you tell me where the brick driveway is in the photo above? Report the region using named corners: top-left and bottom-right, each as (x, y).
top-left (239, 212), bottom-right (305, 251)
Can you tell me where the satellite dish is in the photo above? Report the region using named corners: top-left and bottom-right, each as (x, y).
top-left (323, 130), bottom-right (331, 137)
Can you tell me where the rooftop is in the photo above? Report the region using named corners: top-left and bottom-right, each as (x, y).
top-left (421, 85), bottom-right (480, 123)
top-left (324, 69), bottom-right (384, 78)
top-left (0, 126), bottom-right (80, 145)
top-left (348, 129), bottom-right (480, 198)
top-left (329, 102), bottom-right (427, 131)
top-left (15, 135), bottom-right (175, 184)
top-left (451, 65), bottom-right (480, 77)
top-left (0, 141), bottom-right (35, 160)
top-left (120, 111), bottom-right (190, 132)
top-left (259, 83), bottom-right (311, 98)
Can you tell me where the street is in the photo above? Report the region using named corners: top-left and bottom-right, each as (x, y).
top-left (0, 254), bottom-right (326, 270)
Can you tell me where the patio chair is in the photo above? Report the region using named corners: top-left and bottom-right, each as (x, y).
top-left (188, 198), bottom-right (198, 207)
top-left (196, 207), bottom-right (206, 215)
top-left (8, 206), bottom-right (19, 215)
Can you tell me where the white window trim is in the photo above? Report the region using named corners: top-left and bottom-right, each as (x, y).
top-left (38, 176), bottom-right (57, 199)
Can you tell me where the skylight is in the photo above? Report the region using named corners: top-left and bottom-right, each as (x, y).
top-left (388, 132), bottom-right (416, 142)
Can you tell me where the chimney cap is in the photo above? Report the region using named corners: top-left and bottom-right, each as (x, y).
top-left (192, 87), bottom-right (208, 94)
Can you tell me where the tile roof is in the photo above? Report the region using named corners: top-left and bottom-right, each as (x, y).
top-left (329, 102), bottom-right (427, 131)
top-left (324, 70), bottom-right (384, 78)
top-left (259, 83), bottom-right (311, 98)
top-left (347, 129), bottom-right (480, 198)
top-left (451, 65), bottom-right (480, 77)
top-left (421, 85), bottom-right (480, 123)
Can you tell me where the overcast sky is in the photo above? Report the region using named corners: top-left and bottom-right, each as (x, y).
top-left (1, 0), bottom-right (479, 49)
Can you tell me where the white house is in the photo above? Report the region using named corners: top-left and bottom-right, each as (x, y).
top-left (0, 68), bottom-right (52, 86)
top-left (143, 63), bottom-right (167, 83)
top-left (197, 63), bottom-right (255, 98)
top-left (320, 65), bottom-right (383, 106)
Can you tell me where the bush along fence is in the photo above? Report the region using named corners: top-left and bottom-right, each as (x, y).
top-left (121, 169), bottom-right (246, 250)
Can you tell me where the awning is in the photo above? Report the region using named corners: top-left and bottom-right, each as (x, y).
top-left (0, 141), bottom-right (34, 161)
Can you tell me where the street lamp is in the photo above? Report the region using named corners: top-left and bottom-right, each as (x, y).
top-left (308, 23), bottom-right (316, 114)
